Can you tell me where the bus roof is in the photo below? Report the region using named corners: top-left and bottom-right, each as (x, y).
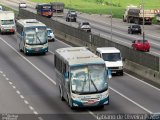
top-left (55, 47), bottom-right (105, 66)
top-left (17, 19), bottom-right (46, 28)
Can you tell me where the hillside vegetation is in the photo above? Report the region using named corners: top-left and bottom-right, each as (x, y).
top-left (30, 0), bottom-right (160, 18)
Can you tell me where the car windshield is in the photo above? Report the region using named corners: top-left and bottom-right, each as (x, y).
top-left (132, 25), bottom-right (140, 28)
top-left (1, 20), bottom-right (14, 25)
top-left (25, 27), bottom-right (47, 45)
top-left (47, 30), bottom-right (53, 35)
top-left (102, 53), bottom-right (121, 61)
top-left (71, 64), bottom-right (107, 94)
top-left (42, 5), bottom-right (52, 11)
top-left (137, 40), bottom-right (148, 43)
top-left (83, 22), bottom-right (89, 25)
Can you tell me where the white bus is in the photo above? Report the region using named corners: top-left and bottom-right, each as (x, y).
top-left (16, 19), bottom-right (48, 55)
top-left (54, 47), bottom-right (109, 108)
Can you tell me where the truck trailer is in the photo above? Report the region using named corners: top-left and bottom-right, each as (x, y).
top-left (123, 5), bottom-right (155, 25)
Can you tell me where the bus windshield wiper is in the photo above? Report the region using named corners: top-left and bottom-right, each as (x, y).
top-left (36, 34), bottom-right (42, 44)
top-left (89, 74), bottom-right (98, 92)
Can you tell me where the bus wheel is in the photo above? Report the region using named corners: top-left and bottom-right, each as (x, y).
top-left (23, 48), bottom-right (28, 55)
top-left (19, 45), bottom-right (23, 52)
top-left (59, 85), bottom-right (65, 101)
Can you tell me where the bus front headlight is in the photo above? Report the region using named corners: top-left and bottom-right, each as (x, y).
top-left (43, 43), bottom-right (48, 49)
top-left (25, 45), bottom-right (32, 49)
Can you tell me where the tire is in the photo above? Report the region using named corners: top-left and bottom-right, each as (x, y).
top-left (23, 47), bottom-right (28, 55)
top-left (120, 71), bottom-right (123, 76)
top-left (59, 85), bottom-right (65, 101)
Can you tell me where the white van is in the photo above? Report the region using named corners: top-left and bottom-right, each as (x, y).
top-left (0, 11), bottom-right (16, 34)
top-left (96, 47), bottom-right (123, 76)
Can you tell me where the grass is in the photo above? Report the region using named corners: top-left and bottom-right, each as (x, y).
top-left (30, 0), bottom-right (160, 19)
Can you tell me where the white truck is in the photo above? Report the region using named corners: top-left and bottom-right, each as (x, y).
top-left (0, 11), bottom-right (16, 34)
top-left (123, 5), bottom-right (155, 25)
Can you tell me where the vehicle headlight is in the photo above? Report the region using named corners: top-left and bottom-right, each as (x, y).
top-left (101, 91), bottom-right (109, 99)
top-left (43, 43), bottom-right (48, 48)
top-left (71, 93), bottom-right (80, 101)
top-left (25, 45), bottom-right (32, 49)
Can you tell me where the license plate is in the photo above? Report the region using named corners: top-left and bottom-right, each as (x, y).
top-left (88, 100), bottom-right (96, 104)
top-left (35, 48), bottom-right (39, 51)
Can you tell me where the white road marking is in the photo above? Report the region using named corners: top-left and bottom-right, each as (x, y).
top-left (88, 111), bottom-right (98, 119)
top-left (29, 106), bottom-right (34, 111)
top-left (124, 72), bottom-right (160, 92)
top-left (9, 81), bottom-right (13, 85)
top-left (6, 78), bottom-right (9, 81)
top-left (110, 87), bottom-right (153, 114)
top-left (0, 37), bottom-right (155, 117)
top-left (0, 37), bottom-right (56, 85)
top-left (12, 85), bottom-right (16, 89)
top-left (16, 90), bottom-right (21, 95)
top-left (0, 69), bottom-right (39, 116)
top-left (24, 100), bottom-right (29, 105)
top-left (49, 50), bottom-right (55, 55)
top-left (0, 71), bottom-right (3, 73)
top-left (20, 95), bottom-right (24, 99)
top-left (33, 111), bottom-right (38, 115)
top-left (3, 74), bottom-right (6, 77)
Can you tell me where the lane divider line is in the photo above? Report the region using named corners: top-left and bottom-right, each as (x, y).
top-left (109, 87), bottom-right (153, 114)
top-left (0, 37), bottom-right (56, 85)
top-left (0, 69), bottom-right (40, 118)
top-left (0, 37), bottom-right (154, 117)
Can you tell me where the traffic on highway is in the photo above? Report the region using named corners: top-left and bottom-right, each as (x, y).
top-left (0, 0), bottom-right (160, 120)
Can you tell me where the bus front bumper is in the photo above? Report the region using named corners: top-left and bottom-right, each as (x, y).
top-left (71, 96), bottom-right (109, 107)
top-left (25, 47), bottom-right (48, 54)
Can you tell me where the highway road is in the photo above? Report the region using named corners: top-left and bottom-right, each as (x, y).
top-left (0, 1), bottom-right (160, 120)
top-left (0, 32), bottom-right (160, 120)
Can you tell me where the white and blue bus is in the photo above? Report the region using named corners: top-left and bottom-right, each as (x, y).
top-left (54, 47), bottom-right (110, 108)
top-left (16, 19), bottom-right (48, 55)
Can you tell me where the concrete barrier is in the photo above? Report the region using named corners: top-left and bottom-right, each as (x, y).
top-left (18, 9), bottom-right (160, 84)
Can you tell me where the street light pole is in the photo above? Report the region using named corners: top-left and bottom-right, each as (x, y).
top-left (110, 0), bottom-right (113, 41)
top-left (142, 0), bottom-right (145, 42)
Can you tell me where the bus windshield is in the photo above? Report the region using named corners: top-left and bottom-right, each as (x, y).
top-left (102, 53), bottom-right (121, 61)
top-left (25, 28), bottom-right (47, 45)
top-left (42, 5), bottom-right (52, 11)
top-left (1, 20), bottom-right (14, 25)
top-left (71, 64), bottom-right (107, 94)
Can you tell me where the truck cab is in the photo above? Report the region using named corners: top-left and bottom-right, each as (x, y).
top-left (66, 10), bottom-right (77, 22)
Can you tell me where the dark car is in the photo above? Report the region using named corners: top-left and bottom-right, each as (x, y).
top-left (128, 24), bottom-right (141, 34)
top-left (66, 10), bottom-right (77, 22)
top-left (132, 39), bottom-right (150, 52)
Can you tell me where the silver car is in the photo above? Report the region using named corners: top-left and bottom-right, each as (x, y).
top-left (47, 28), bottom-right (55, 42)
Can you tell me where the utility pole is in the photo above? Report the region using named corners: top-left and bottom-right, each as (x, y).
top-left (110, 0), bottom-right (113, 41)
top-left (142, 0), bottom-right (145, 43)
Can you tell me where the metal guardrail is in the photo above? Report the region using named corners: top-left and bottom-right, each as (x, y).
top-left (18, 9), bottom-right (160, 71)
